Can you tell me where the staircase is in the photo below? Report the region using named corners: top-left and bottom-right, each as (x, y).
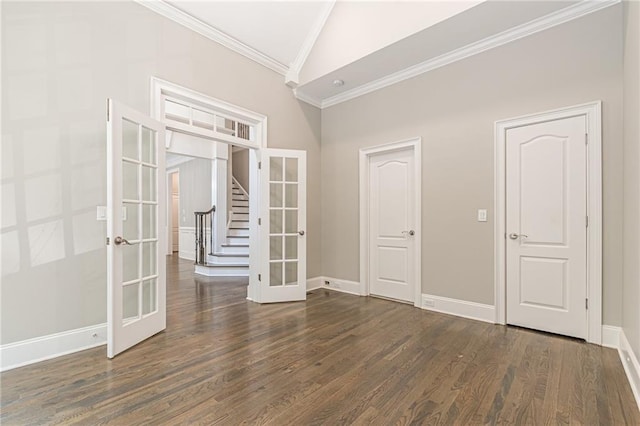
top-left (195, 179), bottom-right (250, 277)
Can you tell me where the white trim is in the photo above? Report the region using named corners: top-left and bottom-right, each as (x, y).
top-left (195, 264), bottom-right (248, 277)
top-left (359, 138), bottom-right (422, 307)
top-left (494, 101), bottom-right (602, 344)
top-left (150, 77), bottom-right (268, 150)
top-left (135, 1), bottom-right (288, 76)
top-left (619, 330), bottom-right (640, 410)
top-left (166, 167), bottom-right (179, 256)
top-left (602, 325), bottom-right (622, 349)
top-left (322, 277), bottom-right (362, 296)
top-left (420, 294), bottom-right (496, 324)
top-left (306, 276), bottom-right (325, 292)
top-left (292, 89), bottom-right (322, 109)
top-left (287, 0), bottom-right (336, 86)
top-left (0, 324), bottom-right (106, 372)
top-left (302, 0), bottom-right (619, 109)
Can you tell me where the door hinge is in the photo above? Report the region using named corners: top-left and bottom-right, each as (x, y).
top-left (258, 161), bottom-right (262, 170)
top-left (258, 218), bottom-right (261, 225)
top-left (585, 298), bottom-right (589, 309)
top-left (106, 237), bottom-right (110, 246)
top-left (504, 233), bottom-right (507, 239)
top-left (258, 274), bottom-right (261, 282)
top-left (585, 133), bottom-right (588, 145)
top-left (586, 215), bottom-right (589, 228)
top-left (106, 99), bottom-right (110, 122)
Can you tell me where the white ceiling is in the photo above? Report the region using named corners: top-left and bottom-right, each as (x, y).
top-left (166, 1), bottom-right (333, 68)
top-left (141, 0), bottom-right (619, 108)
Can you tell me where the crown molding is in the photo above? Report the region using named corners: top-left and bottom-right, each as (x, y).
top-left (293, 89), bottom-right (322, 109)
top-left (136, 0), bottom-right (288, 76)
top-left (288, 0), bottom-right (336, 85)
top-left (310, 0), bottom-right (620, 109)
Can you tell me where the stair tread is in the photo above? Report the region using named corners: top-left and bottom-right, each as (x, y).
top-left (222, 244), bottom-right (249, 248)
top-left (210, 253), bottom-right (249, 257)
top-left (197, 262), bottom-right (249, 268)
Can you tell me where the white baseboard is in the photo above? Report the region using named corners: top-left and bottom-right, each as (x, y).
top-left (0, 323), bottom-right (106, 372)
top-left (601, 325), bottom-right (621, 349)
top-left (619, 329), bottom-right (640, 411)
top-left (306, 276), bottom-right (324, 291)
top-left (309, 276), bottom-right (362, 296)
top-left (179, 250), bottom-right (195, 261)
top-left (420, 293), bottom-right (495, 324)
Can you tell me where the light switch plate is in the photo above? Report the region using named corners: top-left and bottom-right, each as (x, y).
top-left (477, 209), bottom-right (487, 222)
top-left (96, 206), bottom-right (106, 221)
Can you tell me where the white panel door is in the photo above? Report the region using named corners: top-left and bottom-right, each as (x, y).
top-left (369, 148), bottom-right (415, 302)
top-left (260, 149), bottom-right (306, 303)
top-left (107, 99), bottom-right (166, 358)
top-left (506, 115), bottom-right (587, 339)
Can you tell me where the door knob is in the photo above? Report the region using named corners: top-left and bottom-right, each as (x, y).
top-left (402, 230), bottom-right (415, 236)
top-left (114, 236), bottom-right (134, 245)
top-left (298, 230), bottom-right (305, 236)
top-left (509, 233), bottom-right (528, 240)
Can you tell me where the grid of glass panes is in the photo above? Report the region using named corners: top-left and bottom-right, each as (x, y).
top-left (269, 157), bottom-right (299, 287)
top-left (163, 97), bottom-right (254, 142)
top-left (121, 118), bottom-right (159, 324)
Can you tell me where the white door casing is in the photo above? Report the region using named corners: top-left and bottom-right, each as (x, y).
top-left (495, 101), bottom-right (602, 344)
top-left (258, 148), bottom-right (307, 303)
top-left (506, 115), bottom-right (587, 339)
top-left (369, 149), bottom-right (416, 303)
top-left (107, 99), bottom-right (166, 358)
top-left (150, 78), bottom-right (267, 302)
top-left (360, 138), bottom-right (422, 307)
top-left (172, 175), bottom-right (179, 252)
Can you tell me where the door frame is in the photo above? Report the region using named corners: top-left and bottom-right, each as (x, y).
top-left (150, 77), bottom-right (266, 301)
top-left (359, 137), bottom-right (422, 307)
top-left (166, 168), bottom-right (179, 255)
top-left (494, 101), bottom-right (602, 344)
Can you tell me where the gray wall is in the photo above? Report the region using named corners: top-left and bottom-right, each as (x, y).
top-left (0, 0), bottom-right (321, 344)
top-left (623, 0), bottom-right (640, 361)
top-left (320, 6), bottom-right (624, 324)
top-left (178, 159), bottom-right (212, 227)
top-left (232, 149), bottom-right (250, 193)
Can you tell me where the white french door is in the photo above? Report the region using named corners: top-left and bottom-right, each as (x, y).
top-left (107, 99), bottom-right (166, 358)
top-left (505, 115), bottom-right (587, 339)
top-left (259, 149), bottom-right (307, 303)
top-left (368, 148), bottom-right (416, 303)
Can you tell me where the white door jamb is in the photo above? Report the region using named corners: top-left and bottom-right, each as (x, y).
top-left (166, 168), bottom-right (179, 255)
top-left (494, 101), bottom-right (602, 344)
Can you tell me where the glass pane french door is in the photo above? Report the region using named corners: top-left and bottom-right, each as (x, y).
top-left (107, 99), bottom-right (166, 358)
top-left (260, 149), bottom-right (306, 303)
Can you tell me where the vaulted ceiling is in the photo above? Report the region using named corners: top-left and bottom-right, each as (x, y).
top-left (139, 0), bottom-right (619, 109)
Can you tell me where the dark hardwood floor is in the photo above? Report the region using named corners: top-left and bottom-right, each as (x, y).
top-left (1, 255), bottom-right (638, 425)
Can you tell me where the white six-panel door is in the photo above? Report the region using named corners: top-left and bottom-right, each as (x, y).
top-left (369, 148), bottom-right (415, 303)
top-left (506, 115), bottom-right (587, 339)
top-left (259, 148), bottom-right (307, 303)
top-left (107, 99), bottom-right (166, 358)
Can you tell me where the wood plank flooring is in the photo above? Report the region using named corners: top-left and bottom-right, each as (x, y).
top-left (1, 256), bottom-right (638, 425)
